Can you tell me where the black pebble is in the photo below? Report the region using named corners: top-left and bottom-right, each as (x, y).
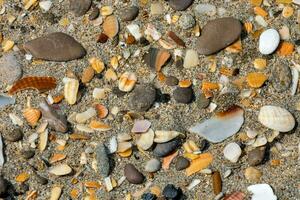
top-left (142, 193), bottom-right (157, 200)
top-left (163, 184), bottom-right (179, 199)
top-left (173, 87), bottom-right (194, 104)
top-left (175, 156), bottom-right (190, 171)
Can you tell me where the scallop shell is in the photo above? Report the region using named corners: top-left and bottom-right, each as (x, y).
top-left (49, 164), bottom-right (72, 176)
top-left (118, 72), bottom-right (137, 92)
top-left (103, 15), bottom-right (119, 38)
top-left (23, 108), bottom-right (41, 127)
top-left (63, 78), bottom-right (79, 105)
top-left (258, 105), bottom-right (295, 132)
top-left (95, 104), bottom-right (109, 119)
top-left (154, 130), bottom-right (182, 143)
top-left (136, 129), bottom-right (154, 150)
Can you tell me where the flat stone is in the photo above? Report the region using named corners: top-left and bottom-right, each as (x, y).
top-left (0, 52), bottom-right (22, 85)
top-left (165, 76), bottom-right (179, 86)
top-left (173, 87), bottom-right (194, 104)
top-left (248, 147), bottom-right (266, 166)
top-left (69, 0), bottom-right (92, 17)
top-left (271, 62), bottom-right (292, 92)
top-left (197, 17), bottom-right (242, 55)
top-left (120, 6), bottom-right (139, 21)
top-left (196, 93), bottom-right (210, 109)
top-left (153, 138), bottom-right (180, 157)
top-left (24, 32), bottom-right (86, 62)
top-left (194, 4), bottom-right (217, 16)
top-left (144, 158), bottom-right (161, 173)
top-left (20, 149), bottom-right (35, 160)
top-left (168, 0), bottom-right (194, 11)
top-left (129, 84), bottom-right (156, 112)
top-left (95, 143), bottom-right (110, 178)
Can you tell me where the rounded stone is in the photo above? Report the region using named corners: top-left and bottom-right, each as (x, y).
top-left (142, 193), bottom-right (157, 200)
top-left (165, 76), bottom-right (179, 86)
top-left (124, 163), bottom-right (144, 184)
top-left (153, 138), bottom-right (180, 157)
top-left (223, 142), bottom-right (242, 163)
top-left (173, 87), bottom-right (194, 104)
top-left (120, 6), bottom-right (139, 21)
top-left (179, 14), bottom-right (195, 30)
top-left (3, 128), bottom-right (23, 142)
top-left (0, 176), bottom-right (8, 197)
top-left (168, 0), bottom-right (193, 11)
top-left (259, 29), bottom-right (280, 55)
top-left (175, 156), bottom-right (190, 171)
top-left (163, 184), bottom-right (179, 199)
top-left (129, 84), bottom-right (156, 112)
top-left (69, 0), bottom-right (92, 17)
top-left (95, 143), bottom-right (110, 178)
top-left (196, 93), bottom-right (210, 109)
top-left (0, 52), bottom-right (22, 85)
top-left (20, 149), bottom-right (35, 160)
top-left (144, 158), bottom-right (161, 173)
top-left (248, 147), bottom-right (266, 166)
top-left (271, 63), bottom-right (292, 92)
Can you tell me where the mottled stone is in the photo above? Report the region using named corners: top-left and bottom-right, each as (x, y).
top-left (175, 156), bottom-right (190, 171)
top-left (120, 6), bottom-right (139, 21)
top-left (248, 147), bottom-right (266, 166)
top-left (3, 128), bottom-right (23, 142)
top-left (95, 143), bottom-right (110, 178)
top-left (0, 52), bottom-right (22, 85)
top-left (173, 87), bottom-right (194, 104)
top-left (69, 0), bottom-right (92, 17)
top-left (168, 0), bottom-right (194, 11)
top-left (129, 84), bottom-right (156, 111)
top-left (179, 14), bottom-right (195, 30)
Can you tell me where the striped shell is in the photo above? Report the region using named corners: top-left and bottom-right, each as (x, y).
top-left (258, 105), bottom-right (295, 132)
top-left (64, 78), bottom-right (79, 105)
top-left (23, 108), bottom-right (41, 127)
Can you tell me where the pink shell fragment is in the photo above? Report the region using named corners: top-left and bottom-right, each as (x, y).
top-left (131, 120), bottom-right (151, 133)
top-left (224, 192), bottom-right (245, 200)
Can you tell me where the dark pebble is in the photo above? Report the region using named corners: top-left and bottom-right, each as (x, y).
top-left (142, 193), bottom-right (157, 200)
top-left (271, 62), bottom-right (292, 92)
top-left (155, 89), bottom-right (171, 103)
top-left (20, 149), bottom-right (35, 160)
top-left (200, 139), bottom-right (209, 151)
top-left (129, 84), bottom-right (156, 112)
top-left (120, 6), bottom-right (139, 21)
top-left (196, 93), bottom-right (210, 109)
top-left (153, 138), bottom-right (180, 157)
top-left (4, 128), bottom-right (23, 142)
top-left (139, 37), bottom-right (150, 46)
top-left (168, 0), bottom-right (194, 11)
top-left (173, 87), bottom-right (194, 104)
top-left (175, 156), bottom-right (190, 171)
top-left (69, 0), bottom-right (92, 17)
top-left (165, 76), bottom-right (179, 86)
top-left (89, 6), bottom-right (100, 20)
top-left (95, 143), bottom-right (110, 178)
top-left (0, 176), bottom-right (8, 197)
top-left (34, 173), bottom-right (48, 185)
top-left (175, 58), bottom-right (184, 68)
top-left (124, 163), bottom-right (144, 184)
top-left (97, 33), bottom-right (109, 43)
top-left (248, 147), bottom-right (266, 166)
top-left (163, 184), bottom-right (179, 199)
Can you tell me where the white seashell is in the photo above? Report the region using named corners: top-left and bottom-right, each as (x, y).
top-left (0, 135), bottom-right (4, 167)
top-left (291, 67), bottom-right (298, 96)
top-left (108, 136), bottom-right (117, 154)
top-left (39, 129), bottom-right (48, 152)
top-left (64, 78), bottom-right (79, 105)
top-left (28, 133), bottom-right (39, 148)
top-left (131, 120), bottom-right (151, 133)
top-left (144, 158), bottom-right (161, 172)
top-left (76, 124), bottom-right (94, 133)
top-left (0, 94), bottom-right (15, 108)
top-left (136, 129), bottom-right (154, 150)
top-left (118, 72), bottom-right (137, 92)
top-left (127, 24), bottom-right (142, 40)
top-left (258, 106), bottom-right (295, 132)
top-left (92, 88), bottom-right (109, 99)
top-left (104, 176), bottom-right (113, 192)
top-left (223, 142), bottom-right (242, 163)
top-left (255, 15), bottom-right (268, 27)
top-left (145, 24), bottom-right (161, 41)
top-left (187, 179), bottom-right (201, 191)
top-left (117, 142), bottom-right (132, 153)
top-left (117, 176), bottom-right (126, 186)
top-left (247, 184), bottom-right (277, 200)
top-left (200, 168), bottom-right (212, 174)
top-left (49, 186), bottom-right (62, 200)
top-left (252, 135), bottom-right (267, 147)
top-left (9, 113), bottom-right (23, 126)
top-left (154, 130), bottom-right (182, 143)
top-left (267, 131), bottom-right (280, 143)
top-left (117, 133), bottom-right (132, 142)
top-left (76, 108), bottom-right (97, 124)
top-left (189, 106), bottom-right (244, 143)
top-left (49, 164), bottom-right (72, 176)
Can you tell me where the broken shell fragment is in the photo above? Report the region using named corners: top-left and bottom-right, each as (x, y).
top-left (117, 142), bottom-right (132, 153)
top-left (258, 106), bottom-right (295, 132)
top-left (95, 104), bottom-right (109, 119)
top-left (154, 130), bottom-right (182, 143)
top-left (89, 120), bottom-right (112, 131)
top-left (63, 78), bottom-right (79, 105)
top-left (189, 106), bottom-right (244, 143)
top-left (49, 164), bottom-right (72, 176)
top-left (76, 108), bottom-right (97, 124)
top-left (118, 72), bottom-right (137, 92)
top-left (131, 120), bottom-right (151, 133)
top-left (223, 142), bottom-right (242, 163)
top-left (247, 184), bottom-right (277, 200)
top-left (144, 48), bottom-right (171, 71)
top-left (246, 72), bottom-right (267, 88)
top-left (136, 129), bottom-right (155, 150)
top-left (89, 57), bottom-right (105, 73)
top-left (23, 108), bottom-right (41, 127)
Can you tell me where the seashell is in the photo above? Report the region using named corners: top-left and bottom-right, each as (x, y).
top-left (89, 120), bottom-right (111, 131)
top-left (244, 22), bottom-right (253, 33)
top-left (76, 124), bottom-right (94, 133)
top-left (212, 171), bottom-right (222, 195)
top-left (187, 179), bottom-right (201, 191)
top-left (108, 136), bottom-right (117, 154)
top-left (118, 72), bottom-right (137, 92)
top-left (49, 186), bottom-right (62, 200)
top-left (103, 15), bottom-right (119, 38)
top-left (154, 130), bottom-right (182, 143)
top-left (189, 106), bottom-right (244, 143)
top-left (276, 41), bottom-right (294, 56)
top-left (127, 24), bottom-right (142, 40)
top-left (0, 94), bottom-right (15, 108)
top-left (39, 129), bottom-right (48, 152)
top-left (253, 58), bottom-right (267, 70)
top-left (183, 49), bottom-right (199, 69)
top-left (49, 164), bottom-right (72, 176)
top-left (101, 6), bottom-right (113, 16)
top-left (225, 38), bottom-right (242, 53)
top-left (49, 153), bottom-right (67, 164)
top-left (167, 31), bottom-right (185, 47)
top-left (8, 76), bottom-right (57, 95)
top-left (186, 153), bottom-right (213, 176)
top-left (158, 38), bottom-right (176, 49)
top-left (252, 135), bottom-right (267, 147)
top-left (118, 148), bottom-right (133, 158)
top-left (81, 66), bottom-right (95, 83)
top-left (110, 56), bottom-right (119, 69)
top-left (69, 133), bottom-right (91, 140)
top-left (15, 172), bottom-right (30, 183)
top-left (9, 113), bottom-right (23, 126)
top-left (89, 57), bottom-right (105, 73)
top-left (95, 104), bottom-right (109, 119)
top-left (145, 24), bottom-right (161, 41)
top-left (144, 48), bottom-right (171, 71)
top-left (0, 135), bottom-right (4, 167)
top-left (23, 108), bottom-right (41, 127)
top-left (254, 6), bottom-right (268, 17)
top-left (162, 151), bottom-right (178, 170)
top-left (92, 88), bottom-right (109, 99)
top-left (63, 78), bottom-right (79, 105)
top-left (117, 133), bottom-right (132, 142)
top-left (104, 68), bottom-right (118, 81)
top-left (131, 120), bottom-right (151, 133)
top-left (144, 158), bottom-right (161, 173)
top-left (246, 72), bottom-right (267, 88)
top-left (223, 142), bottom-right (242, 163)
top-left (179, 79), bottom-right (192, 88)
top-left (76, 108), bottom-right (97, 123)
top-left (258, 105), bottom-right (295, 132)
top-left (117, 142), bottom-right (132, 153)
top-left (224, 192), bottom-right (245, 200)
top-left (136, 129), bottom-right (154, 150)
top-left (290, 67), bottom-right (298, 96)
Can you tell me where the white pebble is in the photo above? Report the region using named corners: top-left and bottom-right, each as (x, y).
top-left (223, 142), bottom-right (242, 163)
top-left (259, 29), bottom-right (280, 55)
top-left (39, 1), bottom-right (52, 12)
top-left (183, 49), bottom-right (199, 68)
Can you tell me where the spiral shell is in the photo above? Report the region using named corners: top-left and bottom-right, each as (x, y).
top-left (23, 108), bottom-right (41, 127)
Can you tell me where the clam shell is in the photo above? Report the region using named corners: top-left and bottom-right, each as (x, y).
top-left (23, 108), bottom-right (41, 127)
top-left (154, 130), bottom-right (182, 143)
top-left (95, 104), bottom-right (109, 119)
top-left (223, 142), bottom-right (242, 163)
top-left (118, 72), bottom-right (137, 92)
top-left (103, 15), bottom-right (119, 38)
top-left (131, 120), bottom-right (151, 133)
top-left (117, 142), bottom-right (132, 153)
top-left (63, 78), bottom-right (79, 105)
top-left (136, 129), bottom-right (154, 150)
top-left (89, 57), bottom-right (105, 73)
top-left (76, 107), bottom-right (97, 123)
top-left (247, 184), bottom-right (277, 200)
top-left (89, 120), bottom-right (112, 131)
top-left (49, 164), bottom-right (72, 176)
top-left (258, 105), bottom-right (295, 132)
top-left (188, 106), bottom-right (244, 143)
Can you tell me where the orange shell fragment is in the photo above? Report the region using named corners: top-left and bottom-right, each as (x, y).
top-left (185, 153), bottom-right (213, 176)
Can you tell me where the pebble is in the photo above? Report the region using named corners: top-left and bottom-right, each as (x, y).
top-left (244, 167), bottom-right (262, 182)
top-left (248, 147), bottom-right (266, 166)
top-left (0, 176), bottom-right (7, 197)
top-left (175, 156), bottom-right (190, 171)
top-left (183, 49), bottom-right (199, 68)
top-left (144, 158), bottom-right (161, 173)
top-left (120, 6), bottom-right (139, 21)
top-left (196, 93), bottom-right (210, 109)
top-left (165, 76), bottom-right (179, 86)
top-left (69, 0), bottom-right (92, 17)
top-left (142, 193), bottom-right (157, 200)
top-left (247, 184), bottom-right (277, 200)
top-left (173, 87), bottom-right (194, 104)
top-left (34, 173), bottom-right (48, 185)
top-left (223, 142), bottom-right (242, 163)
top-left (168, 0), bottom-right (193, 11)
top-left (20, 149), bottom-right (35, 160)
top-left (128, 84), bottom-right (156, 112)
top-left (3, 128), bottom-right (23, 142)
top-left (39, 1), bottom-right (52, 12)
top-left (0, 52), bottom-right (22, 85)
top-left (179, 14), bottom-right (195, 30)
top-left (194, 4), bottom-right (217, 16)
top-left (212, 171), bottom-right (222, 195)
top-left (49, 164), bottom-right (72, 176)
top-left (258, 29), bottom-right (280, 55)
top-left (197, 17), bottom-right (242, 55)
top-left (89, 7), bottom-right (100, 20)
top-left (153, 138), bottom-right (180, 157)
top-left (271, 62), bottom-right (292, 92)
top-left (151, 3), bottom-right (164, 15)
top-left (95, 143), bottom-right (110, 178)
top-left (24, 32), bottom-right (86, 62)
top-left (163, 184), bottom-right (179, 199)
top-left (124, 163), bottom-right (144, 184)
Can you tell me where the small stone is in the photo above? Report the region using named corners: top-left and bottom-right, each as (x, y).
top-left (95, 143), bottom-right (110, 178)
top-left (253, 58), bottom-right (267, 70)
top-left (20, 149), bottom-right (35, 160)
top-left (168, 0), bottom-right (193, 11)
top-left (69, 0), bottom-right (92, 17)
top-left (144, 158), bottom-right (161, 173)
top-left (248, 147), bottom-right (266, 166)
top-left (120, 6), bottom-right (139, 21)
top-left (271, 62), bottom-right (292, 92)
top-left (3, 128), bottom-right (23, 142)
top-left (194, 4), bottom-right (217, 16)
top-left (175, 156), bottom-right (190, 171)
top-left (247, 184), bottom-right (277, 200)
top-left (173, 87), bottom-right (194, 104)
top-left (163, 184), bottom-right (179, 199)
top-left (124, 163), bottom-right (144, 184)
top-left (179, 14), bottom-right (195, 30)
top-left (39, 1), bottom-right (52, 12)
top-left (223, 142), bottom-right (242, 163)
top-left (89, 7), bottom-right (100, 20)
top-left (129, 84), bottom-right (156, 112)
top-left (183, 49), bottom-right (199, 68)
top-left (34, 174), bottom-right (48, 185)
top-left (49, 164), bottom-right (72, 176)
top-left (279, 26), bottom-right (290, 40)
top-left (196, 93), bottom-right (210, 109)
top-left (244, 167), bottom-right (262, 182)
top-left (0, 52), bottom-right (22, 85)
top-left (259, 29), bottom-right (280, 55)
top-left (0, 176), bottom-right (8, 197)
top-left (165, 76), bottom-right (179, 86)
top-left (246, 72), bottom-right (267, 88)
top-left (151, 3), bottom-right (164, 15)
top-left (142, 193), bottom-right (157, 200)
top-left (153, 138), bottom-right (180, 157)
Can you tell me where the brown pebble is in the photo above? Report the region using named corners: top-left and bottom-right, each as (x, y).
top-left (124, 163), bottom-right (144, 184)
top-left (212, 171), bottom-right (222, 195)
top-left (175, 156), bottom-right (190, 171)
top-left (248, 147), bottom-right (266, 166)
top-left (81, 66), bottom-right (95, 83)
top-left (3, 128), bottom-right (23, 142)
top-left (165, 76), bottom-right (179, 86)
top-left (97, 33), bottom-right (109, 43)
